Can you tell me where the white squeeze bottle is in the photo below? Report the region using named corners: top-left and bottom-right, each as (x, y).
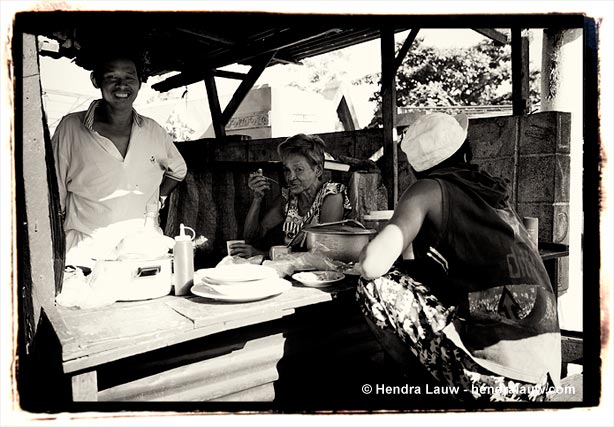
top-left (173, 223), bottom-right (195, 296)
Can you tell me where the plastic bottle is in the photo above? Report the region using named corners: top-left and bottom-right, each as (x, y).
top-left (173, 223), bottom-right (195, 296)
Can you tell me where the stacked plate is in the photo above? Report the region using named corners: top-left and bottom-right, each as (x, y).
top-left (292, 270), bottom-right (346, 288)
top-left (191, 264), bottom-right (291, 302)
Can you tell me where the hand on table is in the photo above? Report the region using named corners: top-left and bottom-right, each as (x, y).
top-left (229, 242), bottom-right (265, 258)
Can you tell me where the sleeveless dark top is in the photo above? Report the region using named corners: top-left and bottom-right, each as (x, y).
top-left (412, 166), bottom-right (561, 384)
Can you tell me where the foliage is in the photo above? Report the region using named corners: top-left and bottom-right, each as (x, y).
top-left (283, 50), bottom-right (355, 94)
top-left (361, 38), bottom-right (541, 127)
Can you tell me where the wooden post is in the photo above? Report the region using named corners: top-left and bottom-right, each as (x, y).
top-left (380, 28), bottom-right (398, 208)
top-left (71, 371), bottom-right (98, 401)
top-left (203, 69), bottom-right (226, 141)
top-left (511, 28), bottom-right (530, 115)
top-left (20, 33), bottom-right (61, 348)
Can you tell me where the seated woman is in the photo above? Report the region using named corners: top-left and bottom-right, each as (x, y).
top-left (230, 133), bottom-right (352, 258)
top-left (358, 113), bottom-right (561, 402)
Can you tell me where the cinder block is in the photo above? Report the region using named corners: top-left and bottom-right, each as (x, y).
top-left (468, 116), bottom-right (517, 159)
top-left (517, 202), bottom-right (569, 244)
top-left (519, 111), bottom-right (571, 155)
top-left (518, 154), bottom-right (569, 203)
top-left (553, 203), bottom-right (570, 244)
top-left (554, 154), bottom-right (571, 203)
top-left (518, 155), bottom-right (554, 203)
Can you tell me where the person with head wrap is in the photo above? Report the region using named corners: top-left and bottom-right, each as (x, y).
top-left (358, 113), bottom-right (561, 402)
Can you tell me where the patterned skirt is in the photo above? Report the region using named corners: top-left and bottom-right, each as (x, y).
top-left (356, 266), bottom-right (553, 402)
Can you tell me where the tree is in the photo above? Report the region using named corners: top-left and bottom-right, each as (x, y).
top-left (361, 37), bottom-right (540, 127)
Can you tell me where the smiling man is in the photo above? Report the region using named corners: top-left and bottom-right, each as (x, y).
top-left (51, 51), bottom-right (187, 266)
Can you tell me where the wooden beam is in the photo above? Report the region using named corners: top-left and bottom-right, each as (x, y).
top-left (472, 28), bottom-right (509, 45)
top-left (153, 29), bottom-right (340, 92)
top-left (203, 69), bottom-right (226, 141)
top-left (393, 28), bottom-right (420, 73)
top-left (221, 51), bottom-right (277, 126)
top-left (71, 371), bottom-right (98, 401)
top-left (380, 28), bottom-right (398, 209)
top-left (21, 33), bottom-right (63, 336)
top-left (213, 69), bottom-right (248, 80)
top-left (511, 28), bottom-right (530, 115)
top-left (176, 27), bottom-right (237, 46)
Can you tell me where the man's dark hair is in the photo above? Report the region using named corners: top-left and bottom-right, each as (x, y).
top-left (90, 49), bottom-right (145, 86)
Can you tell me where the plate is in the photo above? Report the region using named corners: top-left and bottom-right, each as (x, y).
top-left (292, 271), bottom-right (346, 288)
top-left (191, 278), bottom-right (291, 302)
top-left (195, 276), bottom-right (284, 297)
top-left (195, 265), bottom-right (278, 285)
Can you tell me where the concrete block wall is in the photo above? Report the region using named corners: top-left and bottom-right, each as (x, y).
top-left (469, 111), bottom-right (571, 295)
top-left (517, 112), bottom-right (571, 244)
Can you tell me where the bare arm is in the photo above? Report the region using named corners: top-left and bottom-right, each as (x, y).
top-left (159, 176), bottom-right (181, 198)
top-left (244, 195), bottom-right (284, 241)
top-left (359, 179), bottom-right (442, 279)
top-left (243, 172), bottom-right (284, 240)
top-left (319, 193), bottom-right (345, 223)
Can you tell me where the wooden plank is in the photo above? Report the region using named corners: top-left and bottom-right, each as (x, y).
top-left (511, 28), bottom-right (531, 115)
top-left (212, 382), bottom-right (276, 402)
top-left (164, 283), bottom-right (339, 329)
top-left (472, 28), bottom-right (509, 45)
top-left (21, 33), bottom-right (58, 338)
top-left (221, 51), bottom-right (276, 125)
top-left (393, 28), bottom-right (420, 72)
top-left (203, 69), bottom-right (226, 141)
top-left (56, 299), bottom-right (193, 362)
top-left (71, 371), bottom-right (98, 401)
top-left (380, 28), bottom-right (398, 208)
top-left (58, 284), bottom-right (353, 373)
top-left (561, 333), bottom-right (583, 364)
top-left (97, 334), bottom-right (284, 401)
top-left (213, 69), bottom-right (248, 80)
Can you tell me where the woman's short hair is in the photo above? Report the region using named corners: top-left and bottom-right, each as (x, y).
top-left (277, 133), bottom-right (326, 170)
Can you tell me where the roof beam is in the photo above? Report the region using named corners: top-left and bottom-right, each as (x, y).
top-left (380, 28), bottom-right (398, 209)
top-left (393, 28), bottom-right (420, 72)
top-left (511, 28), bottom-right (530, 115)
top-left (221, 51), bottom-right (277, 125)
top-left (472, 28), bottom-right (509, 44)
top-left (203, 68), bottom-right (226, 141)
top-left (176, 27), bottom-right (237, 46)
top-left (152, 28), bottom-right (341, 92)
top-left (213, 69), bottom-right (248, 80)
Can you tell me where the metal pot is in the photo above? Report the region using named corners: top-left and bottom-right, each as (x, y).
top-left (303, 222), bottom-right (376, 262)
top-left (90, 256), bottom-right (173, 301)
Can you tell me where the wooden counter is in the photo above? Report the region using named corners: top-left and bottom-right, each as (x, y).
top-left (40, 244), bottom-right (571, 407)
top-left (43, 278), bottom-right (391, 404)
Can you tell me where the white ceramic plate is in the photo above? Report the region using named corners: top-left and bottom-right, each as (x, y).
top-left (292, 271), bottom-right (346, 288)
top-left (191, 278), bottom-right (291, 302)
top-left (195, 265), bottom-right (278, 285)
top-left (194, 276), bottom-right (284, 297)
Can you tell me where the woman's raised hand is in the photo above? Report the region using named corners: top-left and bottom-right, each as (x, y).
top-left (248, 169), bottom-right (271, 198)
